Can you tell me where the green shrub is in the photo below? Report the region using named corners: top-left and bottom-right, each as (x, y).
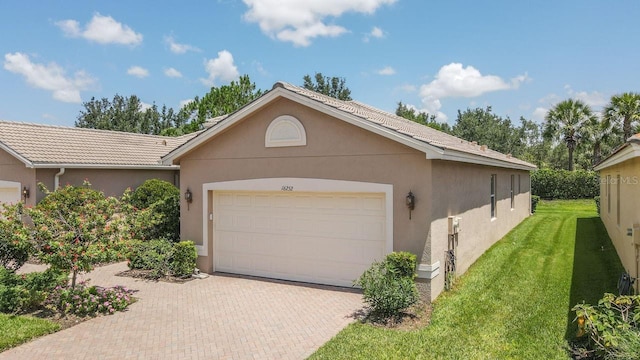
top-left (128, 239), bottom-right (173, 278)
top-left (127, 179), bottom-right (180, 241)
top-left (531, 195), bottom-right (540, 213)
top-left (0, 268), bottom-right (66, 313)
top-left (0, 203), bottom-right (33, 271)
top-left (594, 196), bottom-right (601, 214)
top-left (531, 169), bottom-right (599, 199)
top-left (170, 241), bottom-right (197, 278)
top-left (355, 252), bottom-right (418, 319)
top-left (128, 239), bottom-right (196, 278)
top-left (572, 293), bottom-right (640, 359)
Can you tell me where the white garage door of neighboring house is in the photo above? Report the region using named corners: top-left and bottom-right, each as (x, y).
top-left (0, 180), bottom-right (21, 205)
top-left (213, 190), bottom-right (388, 287)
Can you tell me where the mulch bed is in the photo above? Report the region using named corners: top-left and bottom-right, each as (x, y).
top-left (115, 269), bottom-right (194, 283)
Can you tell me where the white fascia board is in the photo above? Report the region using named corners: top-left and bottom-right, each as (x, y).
top-left (440, 149), bottom-right (537, 171)
top-left (31, 163), bottom-right (180, 170)
top-left (594, 144), bottom-right (640, 171)
top-left (0, 142), bottom-right (34, 168)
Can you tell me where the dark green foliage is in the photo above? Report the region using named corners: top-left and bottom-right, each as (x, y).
top-left (0, 268), bottom-right (66, 313)
top-left (302, 72), bottom-right (352, 100)
top-left (573, 293), bottom-right (640, 359)
top-left (169, 241), bottom-right (197, 278)
top-left (594, 196), bottom-right (601, 214)
top-left (0, 204), bottom-right (32, 271)
top-left (128, 239), bottom-right (196, 279)
top-left (128, 179), bottom-right (180, 241)
top-left (76, 94), bottom-right (188, 135)
top-left (451, 106), bottom-right (524, 157)
top-left (179, 75), bottom-right (264, 133)
top-left (531, 195), bottom-right (540, 213)
top-left (395, 102), bottom-right (451, 132)
top-left (531, 169), bottom-right (599, 199)
top-left (355, 252), bottom-right (418, 318)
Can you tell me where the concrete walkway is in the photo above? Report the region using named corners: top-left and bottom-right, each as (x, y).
top-left (3, 262), bottom-right (363, 359)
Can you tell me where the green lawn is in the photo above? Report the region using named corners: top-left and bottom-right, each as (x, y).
top-left (0, 313), bottom-right (60, 351)
top-left (310, 199), bottom-right (624, 360)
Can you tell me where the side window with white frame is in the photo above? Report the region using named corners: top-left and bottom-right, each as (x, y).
top-left (491, 174), bottom-right (497, 218)
top-left (510, 174), bottom-right (515, 209)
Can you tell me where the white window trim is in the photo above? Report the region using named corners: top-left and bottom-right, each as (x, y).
top-left (265, 115), bottom-right (307, 147)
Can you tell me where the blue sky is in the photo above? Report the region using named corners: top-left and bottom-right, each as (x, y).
top-left (1, 0), bottom-right (639, 127)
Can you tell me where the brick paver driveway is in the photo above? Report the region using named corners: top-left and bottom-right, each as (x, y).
top-left (2, 262), bottom-right (363, 360)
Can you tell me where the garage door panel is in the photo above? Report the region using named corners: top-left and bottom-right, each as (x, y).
top-left (214, 190), bottom-right (387, 287)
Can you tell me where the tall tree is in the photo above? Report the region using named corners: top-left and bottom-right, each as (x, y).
top-left (451, 107), bottom-right (523, 156)
top-left (602, 92), bottom-right (640, 142)
top-left (543, 99), bottom-right (594, 171)
top-left (395, 102), bottom-right (451, 133)
top-left (302, 72), bottom-right (352, 100)
top-left (76, 95), bottom-right (186, 135)
top-left (179, 74), bottom-right (264, 133)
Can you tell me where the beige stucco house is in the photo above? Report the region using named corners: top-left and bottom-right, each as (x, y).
top-left (0, 120), bottom-right (194, 206)
top-left (164, 82), bottom-right (536, 301)
top-left (594, 133), bottom-right (640, 293)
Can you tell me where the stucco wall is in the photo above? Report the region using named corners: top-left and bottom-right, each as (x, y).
top-left (0, 147), bottom-right (36, 206)
top-left (599, 157), bottom-right (640, 293)
top-left (177, 97), bottom-right (432, 275)
top-left (35, 168), bottom-right (178, 200)
top-left (429, 160), bottom-right (531, 300)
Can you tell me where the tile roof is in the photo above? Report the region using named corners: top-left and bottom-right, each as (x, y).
top-left (275, 82), bottom-right (535, 169)
top-left (0, 120), bottom-right (196, 167)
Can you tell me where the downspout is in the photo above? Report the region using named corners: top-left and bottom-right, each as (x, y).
top-left (54, 167), bottom-right (65, 190)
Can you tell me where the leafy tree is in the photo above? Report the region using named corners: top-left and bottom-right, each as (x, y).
top-left (602, 92), bottom-right (640, 142)
top-left (451, 107), bottom-right (523, 156)
top-left (543, 99), bottom-right (595, 171)
top-left (178, 75), bottom-right (264, 134)
top-left (126, 179), bottom-right (180, 241)
top-left (581, 114), bottom-right (620, 166)
top-left (395, 102), bottom-right (451, 133)
top-left (0, 203), bottom-right (33, 271)
top-left (28, 182), bottom-right (134, 288)
top-left (76, 94), bottom-right (187, 135)
top-left (302, 72), bottom-right (352, 100)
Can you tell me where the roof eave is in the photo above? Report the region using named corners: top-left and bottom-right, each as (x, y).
top-left (30, 163), bottom-right (180, 170)
top-left (0, 142), bottom-right (34, 168)
top-left (594, 143), bottom-right (640, 171)
top-left (439, 149), bottom-right (536, 171)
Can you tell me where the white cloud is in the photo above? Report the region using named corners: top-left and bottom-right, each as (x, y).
top-left (164, 36), bottom-right (200, 54)
top-left (56, 13), bottom-right (143, 46)
top-left (363, 26), bottom-right (385, 42)
top-left (532, 107), bottom-right (548, 122)
top-left (140, 101), bottom-right (153, 111)
top-left (127, 66), bottom-right (149, 78)
top-left (376, 66), bottom-right (395, 75)
top-left (164, 67), bottom-right (182, 78)
top-left (418, 63), bottom-right (528, 119)
top-left (565, 85), bottom-right (608, 108)
top-left (179, 99), bottom-right (194, 108)
top-left (242, 0), bottom-right (396, 46)
top-left (200, 50), bottom-right (239, 86)
top-left (3, 52), bottom-right (96, 103)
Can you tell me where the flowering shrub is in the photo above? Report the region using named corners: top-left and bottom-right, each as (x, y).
top-left (47, 282), bottom-right (135, 316)
top-left (0, 203), bottom-right (34, 271)
top-left (0, 267), bottom-right (67, 313)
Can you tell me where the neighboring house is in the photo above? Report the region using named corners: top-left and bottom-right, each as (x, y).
top-left (0, 120), bottom-right (195, 206)
top-left (163, 82), bottom-right (536, 301)
top-left (594, 133), bottom-right (640, 293)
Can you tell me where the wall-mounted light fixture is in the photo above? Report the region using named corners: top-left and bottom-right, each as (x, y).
top-left (22, 186), bottom-right (30, 202)
top-left (406, 191), bottom-right (415, 219)
top-left (184, 188), bottom-right (193, 210)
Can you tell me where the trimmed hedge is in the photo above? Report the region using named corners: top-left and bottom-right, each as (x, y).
top-left (128, 239), bottom-right (196, 279)
top-left (127, 179), bottom-right (180, 241)
top-left (531, 169), bottom-right (599, 200)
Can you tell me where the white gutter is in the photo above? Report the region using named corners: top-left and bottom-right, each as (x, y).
top-left (54, 168), bottom-right (65, 189)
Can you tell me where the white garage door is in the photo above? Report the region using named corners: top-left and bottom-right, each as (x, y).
top-left (0, 181), bottom-right (21, 205)
top-left (213, 191), bottom-right (387, 287)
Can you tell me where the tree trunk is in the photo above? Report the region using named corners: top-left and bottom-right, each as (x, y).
top-left (624, 116), bottom-right (632, 141)
top-left (568, 146), bottom-right (574, 171)
top-left (71, 269), bottom-right (78, 289)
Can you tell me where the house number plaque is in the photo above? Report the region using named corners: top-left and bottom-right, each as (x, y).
top-left (281, 186), bottom-right (294, 191)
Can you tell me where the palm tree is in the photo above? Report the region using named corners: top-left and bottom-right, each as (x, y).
top-left (543, 99), bottom-right (594, 171)
top-left (581, 114), bottom-right (618, 166)
top-left (602, 92), bottom-right (640, 142)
